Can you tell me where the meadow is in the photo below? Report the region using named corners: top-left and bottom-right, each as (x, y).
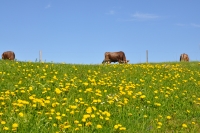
top-left (0, 60), bottom-right (200, 133)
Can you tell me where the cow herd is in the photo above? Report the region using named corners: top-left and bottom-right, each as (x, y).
top-left (1, 50), bottom-right (190, 63)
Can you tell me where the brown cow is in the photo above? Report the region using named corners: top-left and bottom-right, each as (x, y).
top-left (2, 51), bottom-right (15, 60)
top-left (102, 51), bottom-right (129, 64)
top-left (180, 53), bottom-right (189, 62)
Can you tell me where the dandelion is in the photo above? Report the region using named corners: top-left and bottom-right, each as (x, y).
top-left (32, 104), bottom-right (36, 108)
top-left (91, 114), bottom-right (95, 118)
top-left (69, 110), bottom-right (75, 115)
top-left (182, 123), bottom-right (187, 128)
top-left (143, 115), bottom-right (148, 118)
top-left (166, 116), bottom-right (171, 120)
top-left (78, 124), bottom-right (82, 127)
top-left (154, 103), bottom-right (161, 107)
top-left (155, 96), bottom-right (158, 99)
top-left (114, 125), bottom-right (119, 129)
top-left (1, 121), bottom-right (6, 124)
top-left (74, 120), bottom-right (79, 124)
top-left (140, 95), bottom-right (146, 99)
top-left (192, 122), bottom-right (195, 125)
top-left (55, 88), bottom-right (62, 94)
top-left (64, 125), bottom-right (71, 129)
top-left (158, 122), bottom-right (162, 126)
top-left (147, 101), bottom-right (151, 104)
top-left (83, 82), bottom-right (89, 86)
top-left (86, 107), bottom-right (92, 114)
top-left (119, 127), bottom-right (126, 130)
top-left (12, 123), bottom-right (18, 128)
top-left (105, 117), bottom-right (109, 120)
top-left (96, 124), bottom-right (102, 129)
top-left (56, 116), bottom-right (61, 120)
top-left (53, 123), bottom-right (57, 127)
top-left (86, 122), bottom-right (92, 126)
top-left (19, 112), bottom-right (24, 117)
top-left (3, 127), bottom-right (9, 130)
top-left (82, 118), bottom-right (86, 122)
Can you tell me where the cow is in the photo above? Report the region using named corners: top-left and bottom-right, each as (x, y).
top-left (102, 51), bottom-right (129, 64)
top-left (2, 51), bottom-right (15, 60)
top-left (180, 53), bottom-right (189, 62)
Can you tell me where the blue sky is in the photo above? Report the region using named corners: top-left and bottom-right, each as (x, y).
top-left (1, 1), bottom-right (200, 64)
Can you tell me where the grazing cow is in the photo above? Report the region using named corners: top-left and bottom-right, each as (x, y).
top-left (180, 53), bottom-right (189, 62)
top-left (102, 51), bottom-right (129, 64)
top-left (2, 51), bottom-right (15, 60)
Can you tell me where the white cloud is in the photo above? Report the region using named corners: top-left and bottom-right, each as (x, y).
top-left (106, 10), bottom-right (115, 15)
top-left (132, 12), bottom-right (159, 20)
top-left (45, 4), bottom-right (51, 9)
top-left (176, 23), bottom-right (186, 27)
top-left (191, 23), bottom-right (200, 28)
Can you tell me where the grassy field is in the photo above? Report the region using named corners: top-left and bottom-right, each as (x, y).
top-left (0, 60), bottom-right (200, 133)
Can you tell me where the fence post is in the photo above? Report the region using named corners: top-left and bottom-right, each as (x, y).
top-left (146, 50), bottom-right (148, 63)
top-left (39, 50), bottom-right (42, 62)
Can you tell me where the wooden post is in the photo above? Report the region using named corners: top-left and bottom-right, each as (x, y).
top-left (39, 50), bottom-right (42, 62)
top-left (146, 50), bottom-right (148, 63)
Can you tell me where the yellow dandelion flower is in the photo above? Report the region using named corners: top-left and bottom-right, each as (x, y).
top-left (19, 112), bottom-right (24, 117)
top-left (182, 124), bottom-right (187, 128)
top-left (91, 114), bottom-right (95, 118)
top-left (143, 115), bottom-right (148, 118)
top-left (12, 123), bottom-right (18, 128)
top-left (119, 127), bottom-right (126, 130)
top-left (158, 122), bottom-right (162, 126)
top-left (82, 118), bottom-right (86, 122)
top-left (78, 124), bottom-right (82, 127)
top-left (154, 103), bottom-right (161, 107)
top-left (92, 106), bottom-right (97, 110)
top-left (132, 95), bottom-right (136, 99)
top-left (128, 113), bottom-right (132, 116)
top-left (70, 105), bottom-right (77, 109)
top-left (56, 116), bottom-right (61, 120)
top-left (83, 82), bottom-right (89, 86)
top-left (86, 122), bottom-right (92, 126)
top-left (53, 123), bottom-right (57, 127)
top-left (157, 126), bottom-right (161, 129)
top-left (166, 116), bottom-right (171, 120)
top-left (1, 121), bottom-right (6, 124)
top-left (63, 125), bottom-right (71, 129)
top-left (96, 124), bottom-right (102, 129)
top-left (114, 125), bottom-right (119, 129)
top-left (55, 88), bottom-right (62, 94)
top-left (32, 104), bottom-right (37, 107)
top-left (3, 126), bottom-right (9, 130)
top-left (74, 120), bottom-right (79, 124)
top-left (140, 95), bottom-right (146, 99)
top-left (105, 117), bottom-right (109, 120)
top-left (70, 110), bottom-right (74, 115)
top-left (86, 107), bottom-right (92, 114)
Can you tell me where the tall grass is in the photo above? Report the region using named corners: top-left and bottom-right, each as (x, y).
top-left (0, 60), bottom-right (200, 133)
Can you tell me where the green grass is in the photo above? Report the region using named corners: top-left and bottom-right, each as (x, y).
top-left (0, 60), bottom-right (200, 133)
